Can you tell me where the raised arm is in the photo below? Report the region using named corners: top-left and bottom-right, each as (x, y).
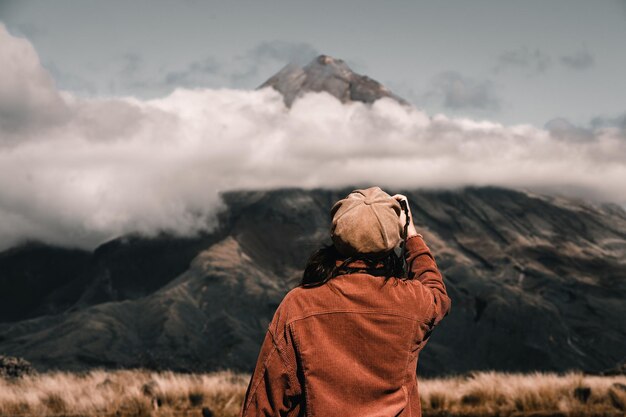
top-left (393, 193), bottom-right (451, 326)
top-left (404, 234), bottom-right (451, 326)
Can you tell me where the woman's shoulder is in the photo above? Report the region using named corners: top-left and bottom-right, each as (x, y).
top-left (278, 285), bottom-right (308, 313)
top-left (266, 286), bottom-right (311, 339)
top-left (271, 284), bottom-right (327, 323)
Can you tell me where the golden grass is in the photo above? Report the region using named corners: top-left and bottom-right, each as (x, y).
top-left (0, 369), bottom-right (624, 417)
top-left (419, 370), bottom-right (626, 417)
top-left (0, 369), bottom-right (248, 417)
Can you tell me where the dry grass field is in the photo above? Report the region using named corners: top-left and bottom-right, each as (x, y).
top-left (0, 369), bottom-right (624, 417)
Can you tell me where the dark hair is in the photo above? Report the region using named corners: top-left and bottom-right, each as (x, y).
top-left (300, 245), bottom-right (409, 287)
top-left (300, 199), bottom-right (412, 288)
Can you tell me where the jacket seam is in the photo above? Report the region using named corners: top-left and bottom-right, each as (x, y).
top-left (273, 330), bottom-right (300, 401)
top-left (425, 289), bottom-right (436, 323)
top-left (289, 322), bottom-right (311, 417)
top-left (402, 319), bottom-right (419, 389)
top-left (242, 339), bottom-right (279, 415)
top-left (286, 309), bottom-right (420, 325)
top-left (243, 328), bottom-right (299, 416)
top-left (404, 321), bottom-right (419, 417)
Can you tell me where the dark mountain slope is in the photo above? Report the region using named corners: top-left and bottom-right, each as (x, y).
top-left (0, 187), bottom-right (624, 376)
top-left (0, 233), bottom-right (228, 324)
top-left (0, 244), bottom-right (91, 321)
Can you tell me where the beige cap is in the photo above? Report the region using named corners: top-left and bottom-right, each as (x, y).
top-left (330, 186), bottom-right (403, 257)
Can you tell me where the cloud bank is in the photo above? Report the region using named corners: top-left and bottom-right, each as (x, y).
top-left (1, 24), bottom-right (625, 250)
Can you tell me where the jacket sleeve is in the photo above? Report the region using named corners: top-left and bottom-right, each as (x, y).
top-left (240, 309), bottom-right (302, 417)
top-left (405, 234), bottom-right (451, 326)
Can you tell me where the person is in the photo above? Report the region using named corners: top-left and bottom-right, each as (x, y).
top-left (239, 186), bottom-right (451, 417)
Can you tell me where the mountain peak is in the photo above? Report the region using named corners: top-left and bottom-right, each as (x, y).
top-left (258, 54), bottom-right (408, 107)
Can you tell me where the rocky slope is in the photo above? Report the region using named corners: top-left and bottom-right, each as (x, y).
top-left (0, 187), bottom-right (625, 377)
top-left (259, 55), bottom-right (408, 107)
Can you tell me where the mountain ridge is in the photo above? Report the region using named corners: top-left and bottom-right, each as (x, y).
top-left (1, 186), bottom-right (624, 376)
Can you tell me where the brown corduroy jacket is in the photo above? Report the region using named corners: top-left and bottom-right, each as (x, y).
top-left (239, 235), bottom-right (451, 417)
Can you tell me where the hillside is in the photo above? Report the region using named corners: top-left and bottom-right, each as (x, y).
top-left (1, 186), bottom-right (624, 377)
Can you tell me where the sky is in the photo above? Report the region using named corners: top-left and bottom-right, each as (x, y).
top-left (0, 1), bottom-right (625, 250)
top-left (1, 0), bottom-right (625, 127)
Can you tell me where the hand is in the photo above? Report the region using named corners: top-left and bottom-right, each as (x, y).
top-left (392, 194), bottom-right (419, 238)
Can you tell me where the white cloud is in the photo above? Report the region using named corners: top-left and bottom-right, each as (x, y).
top-left (0, 25), bottom-right (69, 137)
top-left (1, 24), bottom-right (625, 250)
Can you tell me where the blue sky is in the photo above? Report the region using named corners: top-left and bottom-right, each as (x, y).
top-left (1, 0), bottom-right (625, 127)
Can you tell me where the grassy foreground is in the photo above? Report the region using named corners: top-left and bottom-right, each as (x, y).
top-left (0, 369), bottom-right (624, 417)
